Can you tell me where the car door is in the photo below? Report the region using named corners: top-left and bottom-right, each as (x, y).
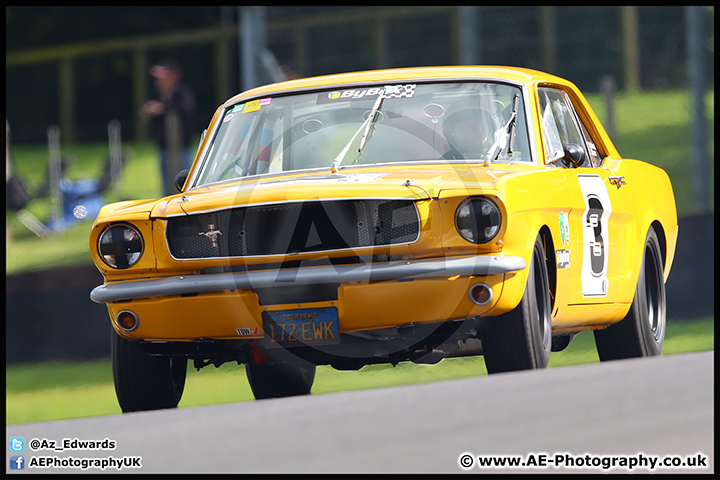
top-left (538, 87), bottom-right (631, 307)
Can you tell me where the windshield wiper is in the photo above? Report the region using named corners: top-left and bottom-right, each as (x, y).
top-left (485, 93), bottom-right (520, 164)
top-left (506, 93), bottom-right (520, 156)
top-left (330, 89), bottom-right (385, 174)
top-left (357, 93), bottom-right (384, 155)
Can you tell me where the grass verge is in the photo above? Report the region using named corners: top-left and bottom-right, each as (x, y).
top-left (6, 317), bottom-right (713, 425)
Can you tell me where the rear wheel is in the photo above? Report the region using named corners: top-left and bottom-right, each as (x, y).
top-left (245, 348), bottom-right (316, 400)
top-left (482, 234), bottom-right (552, 373)
top-left (111, 330), bottom-right (187, 413)
top-left (594, 228), bottom-right (665, 360)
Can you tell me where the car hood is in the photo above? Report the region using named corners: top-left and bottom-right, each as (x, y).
top-left (151, 166), bottom-right (510, 218)
top-left (97, 199), bottom-right (161, 220)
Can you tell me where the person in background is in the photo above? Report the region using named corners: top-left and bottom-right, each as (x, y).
top-left (140, 59), bottom-right (196, 196)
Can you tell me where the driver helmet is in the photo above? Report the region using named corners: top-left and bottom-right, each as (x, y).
top-left (441, 102), bottom-right (504, 159)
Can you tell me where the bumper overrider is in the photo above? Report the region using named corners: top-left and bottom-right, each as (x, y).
top-left (91, 255), bottom-right (526, 303)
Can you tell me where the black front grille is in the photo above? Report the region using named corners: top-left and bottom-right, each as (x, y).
top-left (167, 199), bottom-right (419, 259)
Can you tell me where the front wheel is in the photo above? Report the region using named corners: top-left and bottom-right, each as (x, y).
top-left (594, 228), bottom-right (666, 360)
top-left (111, 330), bottom-right (187, 413)
top-left (482, 234), bottom-right (552, 373)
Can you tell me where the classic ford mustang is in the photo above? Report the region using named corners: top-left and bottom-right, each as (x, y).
top-left (90, 66), bottom-right (677, 412)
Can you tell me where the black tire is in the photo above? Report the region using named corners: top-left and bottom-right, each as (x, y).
top-left (483, 234), bottom-right (552, 374)
top-left (594, 228), bottom-right (665, 360)
top-left (245, 348), bottom-right (316, 400)
top-left (111, 330), bottom-right (187, 413)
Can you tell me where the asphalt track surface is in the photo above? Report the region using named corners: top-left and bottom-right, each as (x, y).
top-left (6, 351), bottom-right (713, 474)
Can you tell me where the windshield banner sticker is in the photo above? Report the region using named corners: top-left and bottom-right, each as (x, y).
top-left (382, 84), bottom-right (416, 98)
top-left (318, 84), bottom-right (416, 104)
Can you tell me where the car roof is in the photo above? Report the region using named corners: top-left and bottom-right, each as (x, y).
top-left (224, 65), bottom-right (571, 106)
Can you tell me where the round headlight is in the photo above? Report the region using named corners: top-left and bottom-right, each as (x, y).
top-left (455, 197), bottom-right (501, 244)
top-left (98, 224), bottom-right (144, 269)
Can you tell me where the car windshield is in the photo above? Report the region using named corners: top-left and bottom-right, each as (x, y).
top-left (194, 81), bottom-right (531, 187)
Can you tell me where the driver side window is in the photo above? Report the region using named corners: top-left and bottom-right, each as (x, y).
top-left (539, 88), bottom-right (590, 167)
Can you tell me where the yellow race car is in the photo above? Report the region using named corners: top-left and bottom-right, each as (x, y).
top-left (89, 66), bottom-right (677, 412)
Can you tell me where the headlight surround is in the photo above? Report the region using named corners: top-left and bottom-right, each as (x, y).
top-left (455, 197), bottom-right (502, 244)
top-left (98, 223), bottom-right (144, 269)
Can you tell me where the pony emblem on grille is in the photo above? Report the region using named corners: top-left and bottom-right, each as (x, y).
top-left (199, 224), bottom-right (223, 248)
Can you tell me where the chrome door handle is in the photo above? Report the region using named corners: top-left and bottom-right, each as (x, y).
top-left (608, 176), bottom-right (626, 189)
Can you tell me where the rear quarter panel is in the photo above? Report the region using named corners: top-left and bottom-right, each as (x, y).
top-left (608, 158), bottom-right (678, 282)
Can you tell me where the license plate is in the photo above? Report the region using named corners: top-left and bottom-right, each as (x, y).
top-left (263, 307), bottom-right (340, 346)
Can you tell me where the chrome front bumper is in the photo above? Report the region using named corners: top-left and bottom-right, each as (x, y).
top-left (90, 255), bottom-right (526, 304)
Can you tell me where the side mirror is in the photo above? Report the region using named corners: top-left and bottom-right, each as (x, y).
top-left (563, 144), bottom-right (585, 168)
top-left (175, 169), bottom-right (190, 193)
